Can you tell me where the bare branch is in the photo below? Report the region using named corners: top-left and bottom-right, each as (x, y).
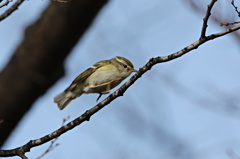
top-left (35, 116), bottom-right (69, 159)
top-left (200, 0), bottom-right (218, 39)
top-left (1, 0), bottom-right (240, 158)
top-left (219, 0), bottom-right (240, 26)
top-left (220, 21), bottom-right (240, 26)
top-left (19, 153), bottom-right (28, 159)
top-left (0, 0), bottom-right (25, 21)
top-left (231, 0), bottom-right (240, 17)
top-left (0, 0), bottom-right (10, 8)
top-left (206, 24), bottom-right (240, 39)
top-left (184, 0), bottom-right (240, 43)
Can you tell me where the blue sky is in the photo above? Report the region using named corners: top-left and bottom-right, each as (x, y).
top-left (1, 0), bottom-right (240, 159)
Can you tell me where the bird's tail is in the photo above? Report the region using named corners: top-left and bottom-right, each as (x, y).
top-left (54, 91), bottom-right (80, 110)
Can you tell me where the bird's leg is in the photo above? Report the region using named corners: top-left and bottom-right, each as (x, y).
top-left (96, 93), bottom-right (103, 102)
top-left (95, 78), bottom-right (121, 102)
top-left (96, 91), bottom-right (110, 102)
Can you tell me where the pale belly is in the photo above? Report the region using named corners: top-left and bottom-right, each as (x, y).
top-left (83, 65), bottom-right (124, 93)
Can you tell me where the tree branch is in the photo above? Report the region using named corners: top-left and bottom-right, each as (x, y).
top-left (220, 21), bottom-right (240, 26)
top-left (200, 0), bottom-right (217, 39)
top-left (231, 0), bottom-right (240, 17)
top-left (0, 0), bottom-right (25, 21)
top-left (185, 0), bottom-right (240, 43)
top-left (0, 0), bottom-right (240, 157)
top-left (0, 0), bottom-right (10, 8)
top-left (19, 153), bottom-right (28, 159)
top-left (220, 0), bottom-right (240, 26)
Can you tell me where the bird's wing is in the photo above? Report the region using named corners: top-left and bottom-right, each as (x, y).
top-left (66, 60), bottom-right (111, 91)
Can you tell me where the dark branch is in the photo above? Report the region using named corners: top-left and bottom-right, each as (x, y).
top-left (0, 0), bottom-right (25, 21)
top-left (200, 0), bottom-right (218, 39)
top-left (19, 153), bottom-right (28, 159)
top-left (231, 0), bottom-right (240, 17)
top-left (0, 0), bottom-right (10, 8)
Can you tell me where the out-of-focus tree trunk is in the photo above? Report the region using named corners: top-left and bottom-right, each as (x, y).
top-left (0, 0), bottom-right (108, 146)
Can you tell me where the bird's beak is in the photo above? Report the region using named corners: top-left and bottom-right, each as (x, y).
top-left (130, 69), bottom-right (137, 72)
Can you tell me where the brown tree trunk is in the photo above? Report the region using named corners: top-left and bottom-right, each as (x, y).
top-left (0, 0), bottom-right (108, 146)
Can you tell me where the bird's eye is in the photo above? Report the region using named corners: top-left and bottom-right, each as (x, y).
top-left (123, 65), bottom-right (127, 68)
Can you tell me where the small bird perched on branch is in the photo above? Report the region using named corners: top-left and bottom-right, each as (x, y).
top-left (54, 56), bottom-right (137, 110)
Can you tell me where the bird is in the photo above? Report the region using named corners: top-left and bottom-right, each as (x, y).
top-left (54, 56), bottom-right (137, 110)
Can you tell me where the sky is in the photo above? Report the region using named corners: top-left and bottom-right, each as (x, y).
top-left (1, 0), bottom-right (240, 159)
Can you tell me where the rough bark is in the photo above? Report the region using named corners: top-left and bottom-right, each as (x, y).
top-left (0, 0), bottom-right (108, 146)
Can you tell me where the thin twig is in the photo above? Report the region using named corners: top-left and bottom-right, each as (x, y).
top-left (219, 0), bottom-right (240, 26)
top-left (35, 116), bottom-right (69, 159)
top-left (0, 0), bottom-right (25, 21)
top-left (200, 0), bottom-right (218, 39)
top-left (185, 0), bottom-right (240, 42)
top-left (231, 0), bottom-right (240, 17)
top-left (0, 0), bottom-right (10, 8)
top-left (35, 139), bottom-right (59, 159)
top-left (220, 21), bottom-right (240, 26)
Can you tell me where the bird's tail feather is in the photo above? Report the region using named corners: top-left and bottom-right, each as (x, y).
top-left (54, 91), bottom-right (78, 110)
